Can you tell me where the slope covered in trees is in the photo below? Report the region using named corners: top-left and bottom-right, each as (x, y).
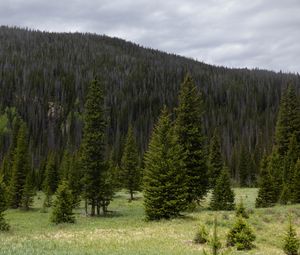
top-left (0, 26), bottom-right (300, 182)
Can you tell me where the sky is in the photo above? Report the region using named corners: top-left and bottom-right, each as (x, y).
top-left (1, 0), bottom-right (300, 73)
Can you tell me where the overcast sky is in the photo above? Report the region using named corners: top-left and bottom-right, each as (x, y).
top-left (1, 0), bottom-right (300, 73)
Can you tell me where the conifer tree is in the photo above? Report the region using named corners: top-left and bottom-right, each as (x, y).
top-left (283, 216), bottom-right (300, 255)
top-left (9, 122), bottom-right (30, 208)
top-left (255, 155), bottom-right (276, 208)
top-left (59, 149), bottom-right (72, 181)
top-left (207, 129), bottom-right (223, 188)
top-left (0, 178), bottom-right (10, 231)
top-left (120, 126), bottom-right (140, 200)
top-left (67, 153), bottom-right (83, 207)
top-left (268, 150), bottom-right (284, 201)
top-left (143, 107), bottom-right (188, 220)
top-left (210, 216), bottom-right (221, 255)
top-left (292, 159), bottom-right (300, 204)
top-left (21, 170), bottom-right (36, 210)
top-left (210, 166), bottom-right (235, 211)
top-left (43, 152), bottom-right (58, 198)
top-left (275, 84), bottom-right (300, 156)
top-left (227, 216), bottom-right (256, 250)
top-left (238, 145), bottom-right (249, 187)
top-left (236, 198), bottom-right (249, 219)
top-left (0, 115), bottom-right (21, 185)
top-left (50, 181), bottom-right (75, 224)
top-left (81, 79), bottom-right (107, 216)
top-left (175, 74), bottom-right (208, 203)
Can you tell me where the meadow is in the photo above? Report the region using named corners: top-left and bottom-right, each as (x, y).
top-left (0, 188), bottom-right (299, 255)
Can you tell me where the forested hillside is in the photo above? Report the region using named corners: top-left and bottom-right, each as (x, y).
top-left (0, 26), bottom-right (299, 182)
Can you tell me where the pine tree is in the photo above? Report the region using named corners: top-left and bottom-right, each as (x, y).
top-left (121, 126), bottom-right (140, 201)
top-left (9, 122), bottom-right (30, 208)
top-left (227, 216), bottom-right (256, 250)
top-left (275, 84), bottom-right (300, 156)
top-left (59, 149), bottom-right (72, 181)
top-left (210, 166), bottom-right (235, 211)
top-left (175, 74), bottom-right (208, 203)
top-left (255, 155), bottom-right (276, 208)
top-left (236, 198), bottom-right (249, 219)
top-left (143, 107), bottom-right (188, 220)
top-left (267, 149), bottom-right (284, 201)
top-left (292, 159), bottom-right (300, 204)
top-left (279, 183), bottom-right (292, 205)
top-left (50, 181), bottom-right (75, 224)
top-left (238, 145), bottom-right (249, 187)
top-left (283, 216), bottom-right (300, 255)
top-left (0, 178), bottom-right (10, 231)
top-left (81, 79), bottom-right (107, 216)
top-left (207, 129), bottom-right (223, 188)
top-left (21, 170), bottom-right (36, 210)
top-left (211, 216), bottom-right (221, 255)
top-left (67, 152), bottom-right (83, 207)
top-left (43, 152), bottom-right (58, 198)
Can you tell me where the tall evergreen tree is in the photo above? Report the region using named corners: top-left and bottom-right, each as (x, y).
top-left (9, 122), bottom-right (30, 208)
top-left (121, 126), bottom-right (140, 201)
top-left (255, 154), bottom-right (276, 208)
top-left (21, 170), bottom-right (36, 210)
top-left (50, 181), bottom-right (75, 224)
top-left (275, 84), bottom-right (300, 156)
top-left (292, 159), bottom-right (300, 204)
top-left (143, 107), bottom-right (188, 220)
top-left (59, 149), bottom-right (72, 182)
top-left (238, 145), bottom-right (250, 187)
top-left (175, 74), bottom-right (207, 203)
top-left (43, 152), bottom-right (58, 197)
top-left (0, 178), bottom-right (10, 231)
top-left (210, 166), bottom-right (235, 211)
top-left (81, 79), bottom-right (107, 216)
top-left (207, 129), bottom-right (223, 188)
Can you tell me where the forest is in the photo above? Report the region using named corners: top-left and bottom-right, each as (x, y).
top-left (1, 26), bottom-right (300, 255)
top-left (0, 26), bottom-right (300, 185)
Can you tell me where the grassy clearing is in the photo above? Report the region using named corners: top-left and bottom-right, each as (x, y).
top-left (0, 188), bottom-right (299, 255)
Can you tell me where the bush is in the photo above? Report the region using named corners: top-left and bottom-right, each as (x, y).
top-left (227, 217), bottom-right (256, 250)
top-left (0, 179), bottom-right (10, 231)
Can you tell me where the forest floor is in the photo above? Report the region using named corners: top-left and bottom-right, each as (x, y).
top-left (0, 188), bottom-right (299, 255)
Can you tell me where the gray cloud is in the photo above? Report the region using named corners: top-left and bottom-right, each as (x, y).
top-left (1, 0), bottom-right (299, 73)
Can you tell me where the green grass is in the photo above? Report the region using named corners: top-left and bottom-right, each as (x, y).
top-left (0, 188), bottom-right (299, 255)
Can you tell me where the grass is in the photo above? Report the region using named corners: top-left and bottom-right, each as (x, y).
top-left (0, 188), bottom-right (299, 255)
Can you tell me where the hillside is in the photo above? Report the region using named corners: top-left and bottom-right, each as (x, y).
top-left (0, 26), bottom-right (299, 180)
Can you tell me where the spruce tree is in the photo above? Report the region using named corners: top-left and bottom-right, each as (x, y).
top-left (143, 107), bottom-right (188, 220)
top-left (43, 152), bottom-right (58, 198)
top-left (81, 79), bottom-right (107, 216)
top-left (0, 178), bottom-right (10, 231)
top-left (210, 166), bottom-right (235, 211)
top-left (275, 84), bottom-right (300, 156)
top-left (67, 152), bottom-right (83, 207)
top-left (236, 198), bottom-right (249, 219)
top-left (9, 122), bottom-right (30, 208)
top-left (255, 155), bottom-right (276, 208)
top-left (21, 170), bottom-right (36, 210)
top-left (292, 159), bottom-right (300, 204)
top-left (227, 216), bottom-right (256, 250)
top-left (238, 145), bottom-right (249, 187)
top-left (175, 74), bottom-right (208, 203)
top-left (121, 126), bottom-right (140, 201)
top-left (207, 129), bottom-right (223, 188)
top-left (283, 216), bottom-right (300, 255)
top-left (59, 149), bottom-right (72, 181)
top-left (50, 181), bottom-right (75, 224)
